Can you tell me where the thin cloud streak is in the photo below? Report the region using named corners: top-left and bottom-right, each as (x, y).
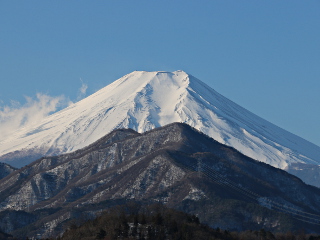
top-left (77, 78), bottom-right (88, 100)
top-left (0, 93), bottom-right (68, 141)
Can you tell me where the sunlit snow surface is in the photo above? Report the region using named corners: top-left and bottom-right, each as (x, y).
top-left (0, 70), bottom-right (320, 170)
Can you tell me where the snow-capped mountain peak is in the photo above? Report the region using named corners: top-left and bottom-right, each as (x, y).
top-left (0, 70), bottom-right (320, 187)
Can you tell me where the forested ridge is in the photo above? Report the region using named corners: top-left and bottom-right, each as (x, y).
top-left (46, 203), bottom-right (320, 240)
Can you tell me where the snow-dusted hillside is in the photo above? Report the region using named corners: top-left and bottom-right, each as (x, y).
top-left (0, 71), bottom-right (319, 184)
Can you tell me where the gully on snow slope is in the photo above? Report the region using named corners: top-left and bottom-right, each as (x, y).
top-left (0, 70), bottom-right (319, 186)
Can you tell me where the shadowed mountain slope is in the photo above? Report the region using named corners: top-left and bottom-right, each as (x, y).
top-left (0, 123), bottom-right (320, 238)
top-left (0, 162), bottom-right (16, 180)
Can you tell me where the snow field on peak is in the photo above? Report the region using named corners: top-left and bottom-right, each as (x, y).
top-left (0, 70), bottom-right (319, 174)
top-left (0, 71), bottom-right (189, 161)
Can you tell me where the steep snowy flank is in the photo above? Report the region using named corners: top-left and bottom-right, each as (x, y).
top-left (0, 70), bottom-right (319, 183)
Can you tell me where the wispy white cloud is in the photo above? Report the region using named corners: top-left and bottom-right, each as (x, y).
top-left (0, 93), bottom-right (68, 141)
top-left (0, 79), bottom-right (88, 142)
top-left (77, 78), bottom-right (88, 100)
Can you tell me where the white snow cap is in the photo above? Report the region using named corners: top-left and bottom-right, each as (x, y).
top-left (0, 70), bottom-right (320, 172)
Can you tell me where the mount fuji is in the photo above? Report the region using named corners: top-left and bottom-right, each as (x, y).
top-left (1, 70), bottom-right (320, 186)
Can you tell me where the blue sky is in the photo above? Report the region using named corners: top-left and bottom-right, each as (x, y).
top-left (0, 1), bottom-right (319, 146)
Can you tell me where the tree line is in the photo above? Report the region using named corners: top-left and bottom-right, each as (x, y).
top-left (51, 203), bottom-right (320, 240)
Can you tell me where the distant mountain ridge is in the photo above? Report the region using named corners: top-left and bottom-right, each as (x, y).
top-left (0, 70), bottom-right (319, 187)
top-left (0, 162), bottom-right (16, 179)
top-left (1, 123), bottom-right (320, 238)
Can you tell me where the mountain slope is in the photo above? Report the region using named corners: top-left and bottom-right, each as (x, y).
top-left (0, 71), bottom-right (319, 186)
top-left (0, 162), bottom-right (16, 180)
top-left (0, 123), bottom-right (320, 238)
